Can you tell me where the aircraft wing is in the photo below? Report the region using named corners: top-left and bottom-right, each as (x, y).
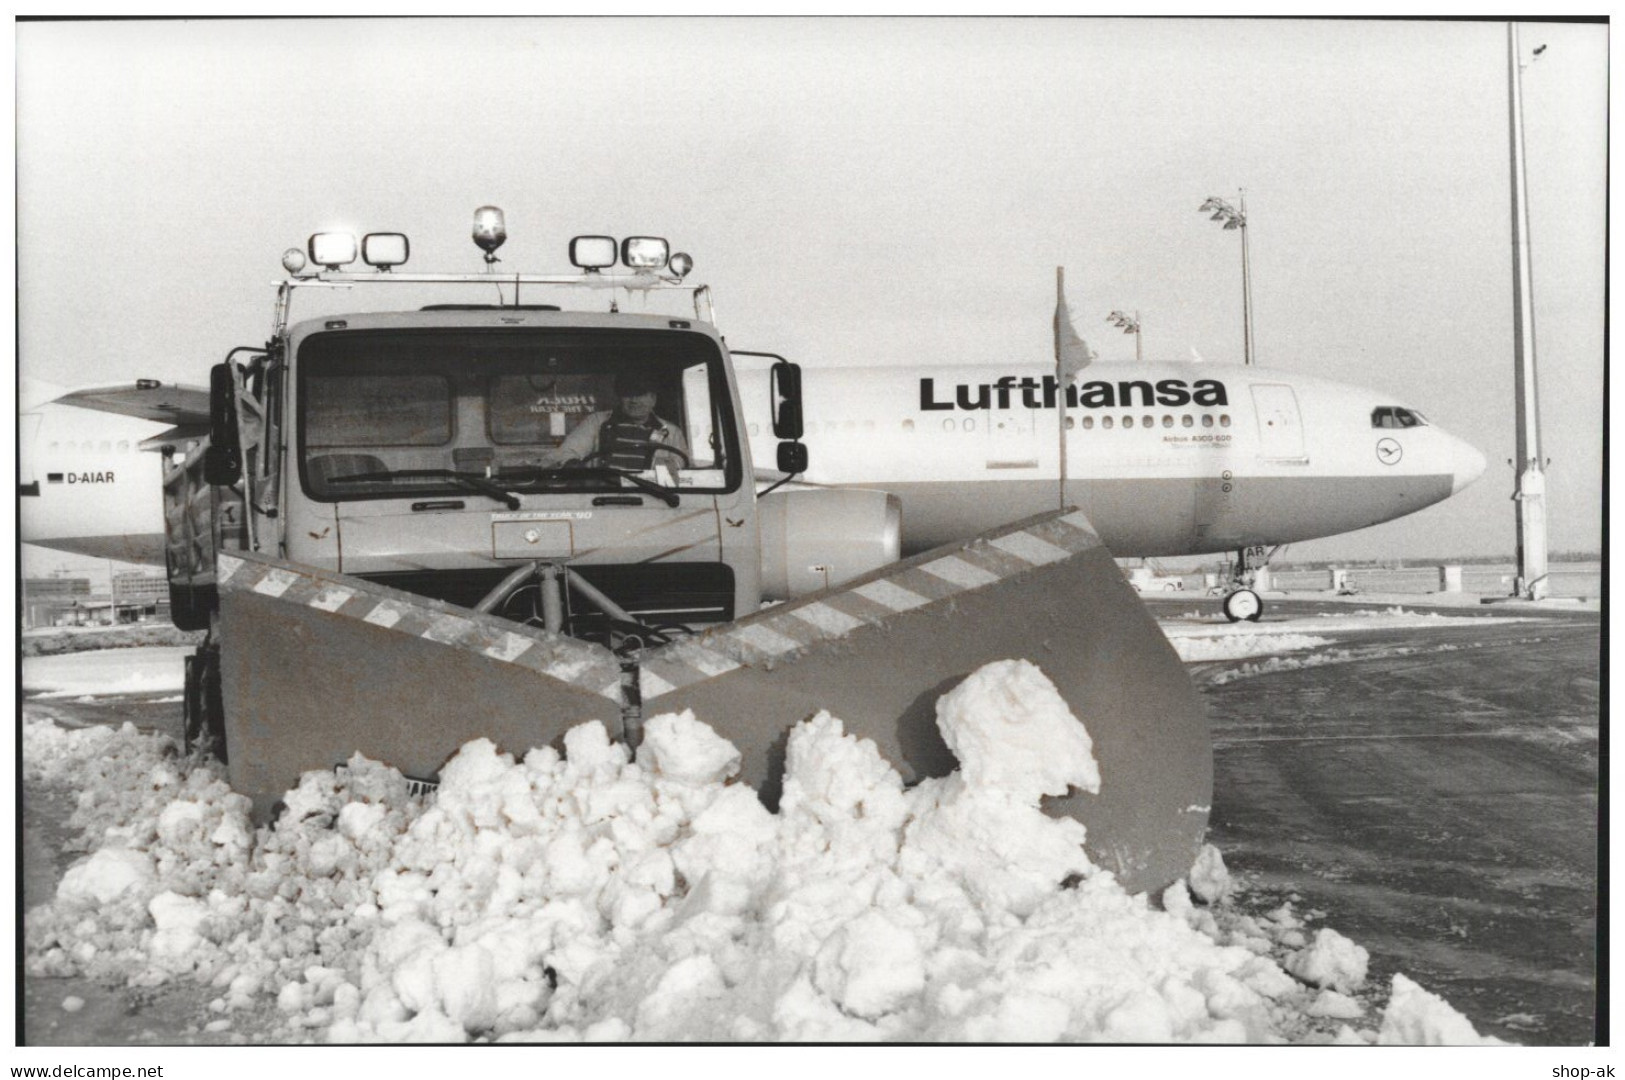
top-left (50, 381), bottom-right (210, 425)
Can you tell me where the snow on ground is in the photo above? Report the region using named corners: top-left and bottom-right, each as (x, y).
top-left (1158, 608), bottom-right (1533, 666)
top-left (22, 646), bottom-right (191, 698)
top-left (1167, 633), bottom-right (1333, 664)
top-left (22, 657), bottom-right (1503, 1045)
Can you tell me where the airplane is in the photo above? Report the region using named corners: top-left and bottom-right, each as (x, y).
top-left (19, 378), bottom-right (202, 566)
top-left (20, 358), bottom-right (1486, 621)
top-left (735, 357), bottom-right (1486, 617)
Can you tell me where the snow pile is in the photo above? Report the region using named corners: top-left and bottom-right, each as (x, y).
top-left (1285, 928), bottom-right (1369, 994)
top-left (24, 660), bottom-right (1503, 1044)
top-left (1207, 643), bottom-right (1469, 686)
top-left (1380, 975), bottom-right (1508, 1045)
top-left (1169, 633), bottom-right (1331, 663)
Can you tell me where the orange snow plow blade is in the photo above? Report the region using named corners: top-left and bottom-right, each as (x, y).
top-left (638, 508), bottom-right (1210, 895)
top-left (214, 506), bottom-right (1210, 895)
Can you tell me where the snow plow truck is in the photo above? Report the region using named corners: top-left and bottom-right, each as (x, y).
top-left (158, 209), bottom-right (1210, 895)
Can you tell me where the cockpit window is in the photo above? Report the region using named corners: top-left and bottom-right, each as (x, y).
top-left (1371, 406), bottom-right (1428, 429)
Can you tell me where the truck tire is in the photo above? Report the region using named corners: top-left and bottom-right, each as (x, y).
top-left (183, 646), bottom-right (229, 764)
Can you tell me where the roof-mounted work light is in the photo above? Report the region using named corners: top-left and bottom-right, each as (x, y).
top-left (472, 206), bottom-right (507, 264)
top-left (668, 252), bottom-right (693, 280)
top-left (308, 232), bottom-right (358, 270)
top-left (570, 235), bottom-right (617, 272)
top-left (363, 232), bottom-right (410, 270)
top-left (282, 248), bottom-right (308, 275)
top-left (620, 236), bottom-right (669, 270)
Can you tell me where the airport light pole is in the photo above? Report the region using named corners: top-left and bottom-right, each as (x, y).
top-left (1505, 22), bottom-right (1548, 600)
top-left (1199, 192), bottom-right (1255, 366)
top-left (1106, 310), bottom-right (1142, 363)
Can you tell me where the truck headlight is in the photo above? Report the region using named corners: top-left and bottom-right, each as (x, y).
top-left (362, 232), bottom-right (410, 269)
top-left (570, 235), bottom-right (617, 271)
top-left (620, 236), bottom-right (669, 270)
top-left (308, 232), bottom-right (358, 269)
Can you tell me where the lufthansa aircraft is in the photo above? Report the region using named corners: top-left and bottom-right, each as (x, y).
top-left (19, 379), bottom-right (202, 565)
top-left (738, 360), bottom-right (1485, 556)
top-left (21, 359), bottom-right (1485, 618)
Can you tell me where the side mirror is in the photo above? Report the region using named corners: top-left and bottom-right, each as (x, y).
top-left (777, 441), bottom-right (808, 475)
top-left (204, 362), bottom-right (242, 486)
top-left (769, 361), bottom-right (803, 440)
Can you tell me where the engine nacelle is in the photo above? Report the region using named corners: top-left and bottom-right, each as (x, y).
top-left (758, 487), bottom-right (901, 601)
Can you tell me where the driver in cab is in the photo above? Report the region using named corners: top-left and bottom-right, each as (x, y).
top-left (539, 372), bottom-right (688, 471)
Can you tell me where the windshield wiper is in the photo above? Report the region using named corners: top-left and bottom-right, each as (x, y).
top-left (499, 465), bottom-right (680, 508)
top-left (330, 469), bottom-right (521, 511)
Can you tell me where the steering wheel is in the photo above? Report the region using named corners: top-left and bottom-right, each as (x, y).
top-left (578, 441), bottom-right (692, 469)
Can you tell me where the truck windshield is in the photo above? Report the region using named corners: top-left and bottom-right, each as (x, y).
top-left (297, 327), bottom-right (739, 502)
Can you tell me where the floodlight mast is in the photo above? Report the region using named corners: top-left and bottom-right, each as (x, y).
top-left (1505, 22), bottom-right (1548, 600)
top-left (1198, 192), bottom-right (1255, 366)
top-left (1106, 310), bottom-right (1142, 363)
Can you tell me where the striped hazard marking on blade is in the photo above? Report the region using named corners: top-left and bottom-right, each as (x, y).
top-left (640, 508), bottom-right (1104, 700)
top-left (216, 552), bottom-right (622, 701)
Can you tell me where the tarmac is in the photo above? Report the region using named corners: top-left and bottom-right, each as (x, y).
top-left (1150, 590), bottom-right (1603, 1045)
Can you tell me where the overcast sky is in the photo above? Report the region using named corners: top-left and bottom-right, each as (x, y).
top-left (15, 17), bottom-right (1607, 565)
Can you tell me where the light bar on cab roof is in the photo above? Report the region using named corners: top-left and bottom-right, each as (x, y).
top-left (668, 252), bottom-right (693, 280)
top-left (570, 235), bottom-right (617, 271)
top-left (363, 233), bottom-right (410, 269)
top-left (620, 236), bottom-right (669, 270)
top-left (308, 232), bottom-right (358, 269)
top-left (282, 248), bottom-right (308, 275)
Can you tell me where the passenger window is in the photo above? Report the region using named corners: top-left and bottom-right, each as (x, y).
top-left (902, 419), bottom-right (915, 433)
top-left (1220, 414), bottom-right (1231, 428)
top-left (1123, 416), bottom-right (1134, 429)
top-left (964, 418), bottom-right (976, 432)
top-left (942, 419), bottom-right (956, 431)
top-left (1181, 415), bottom-right (1193, 428)
top-left (1143, 416), bottom-right (1154, 429)
top-left (1202, 415), bottom-right (1214, 428)
top-left (1102, 416), bottom-right (1114, 430)
top-left (1064, 416), bottom-right (1075, 430)
top-left (1081, 416), bottom-right (1092, 430)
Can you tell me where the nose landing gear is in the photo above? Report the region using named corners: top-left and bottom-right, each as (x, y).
top-left (1214, 544), bottom-right (1278, 622)
top-left (1222, 587), bottom-right (1263, 623)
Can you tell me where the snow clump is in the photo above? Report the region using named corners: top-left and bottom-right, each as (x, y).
top-left (24, 659), bottom-right (1503, 1044)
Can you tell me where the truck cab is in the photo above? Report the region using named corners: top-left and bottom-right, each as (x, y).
top-left (283, 308), bottom-right (757, 639)
top-left (169, 215), bottom-right (814, 648)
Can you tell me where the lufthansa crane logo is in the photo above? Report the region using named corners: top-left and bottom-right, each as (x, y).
top-left (1375, 438), bottom-right (1403, 465)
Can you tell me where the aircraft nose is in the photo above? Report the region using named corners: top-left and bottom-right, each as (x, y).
top-left (1451, 435), bottom-right (1487, 494)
